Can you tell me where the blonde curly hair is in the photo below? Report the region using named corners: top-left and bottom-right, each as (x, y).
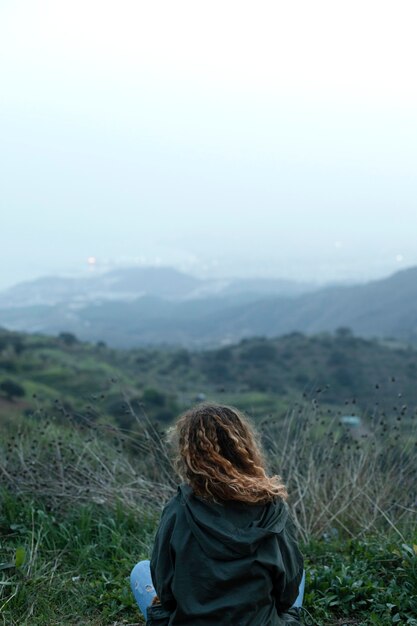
top-left (173, 403), bottom-right (288, 504)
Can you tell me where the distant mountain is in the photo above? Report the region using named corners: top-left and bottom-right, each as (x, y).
top-left (0, 266), bottom-right (314, 309)
top-left (0, 267), bottom-right (202, 308)
top-left (0, 266), bottom-right (416, 348)
top-left (181, 265), bottom-right (417, 346)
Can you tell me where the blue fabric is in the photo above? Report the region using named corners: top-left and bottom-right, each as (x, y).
top-left (292, 569), bottom-right (305, 608)
top-left (130, 560), bottom-right (305, 617)
top-left (130, 560), bottom-right (157, 619)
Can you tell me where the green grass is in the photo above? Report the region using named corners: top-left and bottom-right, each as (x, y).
top-left (1, 329), bottom-right (417, 624)
top-left (304, 538), bottom-right (417, 625)
top-left (0, 493), bottom-right (156, 625)
top-left (1, 494), bottom-right (416, 625)
top-left (1, 393), bottom-right (416, 624)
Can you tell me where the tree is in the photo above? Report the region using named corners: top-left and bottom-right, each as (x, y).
top-left (240, 342), bottom-right (277, 363)
top-left (335, 327), bottom-right (353, 339)
top-left (0, 379), bottom-right (25, 401)
top-left (58, 332), bottom-right (78, 346)
top-left (142, 388), bottom-right (166, 407)
top-left (333, 367), bottom-right (354, 388)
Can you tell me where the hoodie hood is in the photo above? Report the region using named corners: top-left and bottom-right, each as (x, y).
top-left (178, 483), bottom-right (289, 561)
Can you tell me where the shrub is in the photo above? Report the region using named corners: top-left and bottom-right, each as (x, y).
top-left (0, 379), bottom-right (25, 401)
top-left (58, 332), bottom-right (79, 346)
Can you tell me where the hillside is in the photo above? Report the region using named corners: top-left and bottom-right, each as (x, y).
top-left (1, 328), bottom-right (417, 428)
top-left (0, 266), bottom-right (416, 347)
top-left (1, 328), bottom-right (416, 626)
top-left (1, 328), bottom-right (416, 625)
top-left (0, 266), bottom-right (314, 308)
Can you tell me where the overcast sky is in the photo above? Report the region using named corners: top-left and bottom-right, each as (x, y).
top-left (1, 0), bottom-right (417, 290)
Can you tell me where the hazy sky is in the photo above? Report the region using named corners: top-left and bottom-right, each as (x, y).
top-left (1, 0), bottom-right (417, 290)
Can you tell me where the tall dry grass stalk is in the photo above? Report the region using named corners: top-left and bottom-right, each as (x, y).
top-left (262, 397), bottom-right (417, 542)
top-left (0, 402), bottom-right (177, 514)
top-left (1, 394), bottom-right (416, 540)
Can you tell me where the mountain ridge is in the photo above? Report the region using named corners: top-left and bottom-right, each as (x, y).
top-left (0, 266), bottom-right (315, 309)
top-left (0, 266), bottom-right (416, 347)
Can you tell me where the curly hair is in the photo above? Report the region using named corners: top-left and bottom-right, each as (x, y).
top-left (172, 403), bottom-right (288, 504)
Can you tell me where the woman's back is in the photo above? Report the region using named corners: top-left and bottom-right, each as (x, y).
top-left (150, 484), bottom-right (303, 626)
top-left (131, 404), bottom-right (304, 624)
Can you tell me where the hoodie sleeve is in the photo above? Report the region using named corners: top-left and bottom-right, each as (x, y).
top-left (273, 510), bottom-right (304, 613)
top-left (150, 500), bottom-right (178, 614)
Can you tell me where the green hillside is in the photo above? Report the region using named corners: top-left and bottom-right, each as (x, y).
top-left (1, 328), bottom-right (416, 625)
top-left (1, 327), bottom-right (417, 428)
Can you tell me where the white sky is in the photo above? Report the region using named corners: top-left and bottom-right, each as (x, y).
top-left (1, 0), bottom-right (417, 289)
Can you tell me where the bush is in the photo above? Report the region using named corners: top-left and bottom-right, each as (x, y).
top-left (0, 379), bottom-right (25, 401)
top-left (58, 332), bottom-right (79, 346)
top-left (142, 388), bottom-right (166, 407)
top-left (240, 342), bottom-right (277, 363)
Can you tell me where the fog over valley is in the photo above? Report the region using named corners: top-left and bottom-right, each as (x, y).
top-left (1, 2), bottom-right (417, 289)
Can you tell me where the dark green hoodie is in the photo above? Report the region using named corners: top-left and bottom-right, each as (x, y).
top-left (148, 484), bottom-right (303, 626)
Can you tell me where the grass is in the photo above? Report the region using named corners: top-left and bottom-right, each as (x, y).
top-left (0, 407), bottom-right (416, 625)
top-left (1, 328), bottom-right (417, 624)
top-left (1, 495), bottom-right (416, 625)
top-left (0, 494), bottom-right (156, 625)
top-left (304, 539), bottom-right (417, 625)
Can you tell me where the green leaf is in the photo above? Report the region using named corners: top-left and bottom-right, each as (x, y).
top-left (15, 546), bottom-right (26, 568)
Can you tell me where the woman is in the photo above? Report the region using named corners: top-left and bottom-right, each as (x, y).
top-left (130, 404), bottom-right (304, 625)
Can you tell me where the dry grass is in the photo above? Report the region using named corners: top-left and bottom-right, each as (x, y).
top-left (1, 394), bottom-right (416, 542)
top-left (1, 395), bottom-right (417, 625)
top-left (263, 398), bottom-right (417, 541)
